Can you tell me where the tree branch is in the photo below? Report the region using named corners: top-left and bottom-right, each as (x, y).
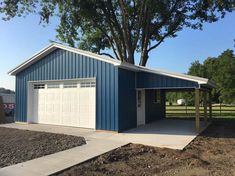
top-left (99, 52), bottom-right (115, 59)
top-left (147, 32), bottom-right (171, 53)
top-left (118, 0), bottom-right (134, 63)
top-left (100, 1), bottom-right (126, 61)
top-left (88, 18), bottom-right (120, 60)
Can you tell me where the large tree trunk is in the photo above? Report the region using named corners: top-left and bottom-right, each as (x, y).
top-left (139, 51), bottom-right (148, 66)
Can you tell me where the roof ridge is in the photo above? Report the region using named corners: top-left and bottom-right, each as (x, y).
top-left (8, 43), bottom-right (121, 75)
top-left (52, 43), bottom-right (121, 64)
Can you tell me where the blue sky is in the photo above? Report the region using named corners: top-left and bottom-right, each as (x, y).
top-left (0, 12), bottom-right (235, 90)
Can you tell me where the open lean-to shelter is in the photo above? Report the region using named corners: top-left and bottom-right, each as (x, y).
top-left (8, 43), bottom-right (216, 132)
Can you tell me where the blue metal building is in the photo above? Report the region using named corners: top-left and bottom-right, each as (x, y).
top-left (8, 43), bottom-right (215, 132)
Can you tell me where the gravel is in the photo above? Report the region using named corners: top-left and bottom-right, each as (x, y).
top-left (0, 127), bottom-right (86, 168)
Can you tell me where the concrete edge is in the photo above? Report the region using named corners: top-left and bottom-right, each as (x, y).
top-left (182, 122), bottom-right (211, 150)
top-left (49, 143), bottom-right (131, 176)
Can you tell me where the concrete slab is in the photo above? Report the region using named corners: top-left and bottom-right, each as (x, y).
top-left (0, 119), bottom-right (208, 149)
top-left (112, 119), bottom-right (208, 149)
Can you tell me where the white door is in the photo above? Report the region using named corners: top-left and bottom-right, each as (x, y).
top-left (137, 90), bottom-right (145, 126)
top-left (31, 81), bottom-right (96, 129)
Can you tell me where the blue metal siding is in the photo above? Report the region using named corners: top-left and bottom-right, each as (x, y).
top-left (15, 49), bottom-right (119, 131)
top-left (118, 68), bottom-right (137, 132)
top-left (137, 72), bottom-right (199, 89)
top-left (145, 90), bottom-right (165, 123)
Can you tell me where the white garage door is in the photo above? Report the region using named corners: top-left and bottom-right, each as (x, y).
top-left (31, 80), bottom-right (96, 129)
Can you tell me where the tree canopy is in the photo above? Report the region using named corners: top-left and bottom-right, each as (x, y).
top-left (166, 50), bottom-right (235, 104)
top-left (1, 0), bottom-right (235, 65)
top-left (188, 50), bottom-right (235, 104)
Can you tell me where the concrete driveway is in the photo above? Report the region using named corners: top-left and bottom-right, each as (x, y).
top-left (0, 119), bottom-right (207, 149)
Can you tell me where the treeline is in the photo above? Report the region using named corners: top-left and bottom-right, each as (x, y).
top-left (167, 49), bottom-right (235, 104)
top-left (0, 88), bottom-right (15, 94)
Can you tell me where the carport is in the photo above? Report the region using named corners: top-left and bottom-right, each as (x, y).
top-left (131, 66), bottom-right (216, 132)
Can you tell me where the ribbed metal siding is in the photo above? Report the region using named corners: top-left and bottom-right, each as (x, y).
top-left (118, 68), bottom-right (137, 132)
top-left (137, 72), bottom-right (199, 89)
top-left (15, 49), bottom-right (119, 131)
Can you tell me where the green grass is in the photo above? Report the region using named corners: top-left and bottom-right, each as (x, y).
top-left (166, 105), bottom-right (235, 118)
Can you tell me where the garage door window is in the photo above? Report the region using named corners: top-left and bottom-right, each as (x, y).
top-left (34, 84), bottom-right (45, 89)
top-left (47, 84), bottom-right (60, 89)
top-left (80, 81), bottom-right (96, 88)
top-left (63, 83), bottom-right (77, 88)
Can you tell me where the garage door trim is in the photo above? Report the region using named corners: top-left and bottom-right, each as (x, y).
top-left (27, 78), bottom-right (96, 129)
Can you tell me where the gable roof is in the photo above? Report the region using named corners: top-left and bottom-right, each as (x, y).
top-left (8, 43), bottom-right (121, 76)
top-left (8, 43), bottom-right (216, 88)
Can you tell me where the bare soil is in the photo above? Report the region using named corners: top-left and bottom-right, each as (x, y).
top-left (0, 127), bottom-right (86, 168)
top-left (54, 119), bottom-right (235, 176)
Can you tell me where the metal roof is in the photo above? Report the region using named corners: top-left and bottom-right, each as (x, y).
top-left (8, 43), bottom-right (216, 88)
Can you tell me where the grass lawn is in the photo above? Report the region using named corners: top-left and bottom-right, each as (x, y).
top-left (54, 119), bottom-right (235, 176)
top-left (0, 127), bottom-right (86, 168)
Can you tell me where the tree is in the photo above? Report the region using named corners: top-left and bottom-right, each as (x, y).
top-left (0, 0), bottom-right (234, 66)
top-left (215, 50), bottom-right (235, 103)
top-left (188, 49), bottom-right (235, 104)
top-left (188, 60), bottom-right (206, 78)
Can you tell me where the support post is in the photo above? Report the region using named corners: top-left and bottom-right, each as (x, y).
top-left (203, 91), bottom-right (208, 126)
top-left (209, 91), bottom-right (212, 121)
top-left (195, 89), bottom-right (200, 132)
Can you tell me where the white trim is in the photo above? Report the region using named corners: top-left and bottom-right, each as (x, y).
top-left (136, 90), bottom-right (145, 126)
top-left (9, 44), bottom-right (57, 75)
top-left (8, 43), bottom-right (120, 75)
top-left (8, 43), bottom-right (215, 88)
top-left (28, 77), bottom-right (96, 83)
top-left (27, 78), bottom-right (97, 129)
top-left (119, 63), bottom-right (212, 85)
top-left (54, 43), bottom-right (121, 66)
top-left (27, 81), bottom-right (34, 123)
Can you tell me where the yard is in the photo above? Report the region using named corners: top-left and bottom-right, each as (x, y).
top-left (54, 119), bottom-right (235, 176)
top-left (0, 127), bottom-right (86, 168)
top-left (166, 104), bottom-right (235, 118)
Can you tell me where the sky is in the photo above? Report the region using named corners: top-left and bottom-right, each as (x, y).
top-left (0, 12), bottom-right (235, 91)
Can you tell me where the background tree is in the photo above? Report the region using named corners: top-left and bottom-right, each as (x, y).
top-left (166, 49), bottom-right (235, 104)
top-left (1, 0), bottom-right (234, 65)
top-left (215, 50), bottom-right (235, 103)
top-left (187, 49), bottom-right (235, 104)
top-left (188, 60), bottom-right (206, 78)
